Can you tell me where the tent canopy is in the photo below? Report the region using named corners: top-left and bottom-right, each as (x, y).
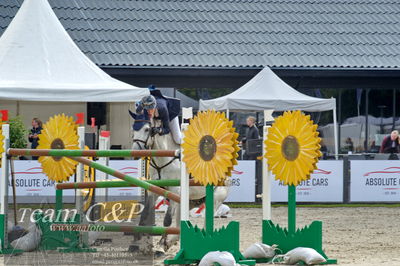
top-left (199, 68), bottom-right (336, 112)
top-left (0, 0), bottom-right (148, 102)
top-left (159, 88), bottom-right (199, 110)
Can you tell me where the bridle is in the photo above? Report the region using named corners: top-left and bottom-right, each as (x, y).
top-left (132, 119), bottom-right (178, 179)
top-left (132, 120), bottom-right (152, 150)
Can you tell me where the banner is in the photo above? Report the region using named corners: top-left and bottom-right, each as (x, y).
top-left (225, 161), bottom-right (256, 202)
top-left (2, 160), bottom-right (345, 203)
top-left (103, 160), bottom-right (141, 201)
top-left (2, 160), bottom-right (74, 203)
top-left (350, 161), bottom-right (400, 202)
top-left (271, 161), bottom-right (343, 202)
top-left (1, 160), bottom-right (141, 203)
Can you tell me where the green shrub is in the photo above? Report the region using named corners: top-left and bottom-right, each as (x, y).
top-left (9, 116), bottom-right (28, 148)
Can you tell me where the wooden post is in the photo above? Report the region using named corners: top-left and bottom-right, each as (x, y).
top-left (0, 124), bottom-right (10, 251)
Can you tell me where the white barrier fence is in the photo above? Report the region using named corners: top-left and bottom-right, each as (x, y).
top-left (350, 161), bottom-right (400, 202)
top-left (225, 161), bottom-right (256, 202)
top-left (0, 160), bottom-right (141, 203)
top-left (271, 161), bottom-right (343, 202)
top-left (3, 160), bottom-right (400, 203)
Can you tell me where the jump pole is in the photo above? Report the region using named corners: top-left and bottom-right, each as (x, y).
top-left (70, 157), bottom-right (181, 203)
top-left (262, 110), bottom-right (274, 220)
top-left (0, 124), bottom-right (10, 253)
top-left (75, 127), bottom-right (88, 246)
top-left (97, 132), bottom-right (110, 202)
top-left (180, 107), bottom-right (192, 222)
top-left (0, 124), bottom-right (22, 254)
top-left (8, 149), bottom-right (179, 158)
top-left (50, 224), bottom-right (180, 235)
top-left (56, 179), bottom-right (205, 190)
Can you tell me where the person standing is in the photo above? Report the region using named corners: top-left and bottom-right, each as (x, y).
top-left (242, 116), bottom-right (259, 160)
top-left (28, 118), bottom-right (42, 159)
top-left (344, 137), bottom-right (354, 153)
top-left (379, 130), bottom-right (400, 153)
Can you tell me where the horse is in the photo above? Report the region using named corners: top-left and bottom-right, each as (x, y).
top-left (130, 111), bottom-right (230, 252)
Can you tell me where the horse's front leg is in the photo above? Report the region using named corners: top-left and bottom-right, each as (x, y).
top-left (158, 187), bottom-right (180, 252)
top-left (129, 192), bottom-right (155, 254)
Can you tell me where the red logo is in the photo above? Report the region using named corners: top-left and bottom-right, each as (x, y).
top-left (363, 167), bottom-right (400, 177)
top-left (232, 169), bottom-right (243, 175)
top-left (14, 167), bottom-right (43, 175)
top-left (118, 167), bottom-right (138, 174)
top-left (313, 168), bottom-right (332, 175)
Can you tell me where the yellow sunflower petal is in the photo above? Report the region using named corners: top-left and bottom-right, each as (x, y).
top-left (264, 110), bottom-right (321, 186)
top-left (37, 114), bottom-right (79, 182)
top-left (183, 110), bottom-right (238, 186)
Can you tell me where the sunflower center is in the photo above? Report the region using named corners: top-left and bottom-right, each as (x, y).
top-left (281, 135), bottom-right (300, 161)
top-left (51, 138), bottom-right (65, 161)
top-left (199, 135), bottom-right (217, 161)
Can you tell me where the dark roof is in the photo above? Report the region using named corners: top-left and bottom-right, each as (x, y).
top-left (1, 0), bottom-right (400, 70)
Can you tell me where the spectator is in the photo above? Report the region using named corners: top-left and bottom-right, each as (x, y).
top-left (379, 130), bottom-right (400, 153)
top-left (370, 141), bottom-right (379, 153)
top-left (28, 118), bottom-right (42, 159)
top-left (320, 139), bottom-right (328, 159)
top-left (242, 116), bottom-right (259, 160)
top-left (343, 137), bottom-right (354, 153)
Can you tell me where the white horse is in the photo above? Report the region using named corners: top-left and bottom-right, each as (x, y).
top-left (130, 113), bottom-right (229, 252)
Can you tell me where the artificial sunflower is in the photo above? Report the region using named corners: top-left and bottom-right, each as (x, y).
top-left (265, 110), bottom-right (321, 186)
top-left (38, 114), bottom-right (79, 182)
top-left (224, 117), bottom-right (240, 178)
top-left (182, 110), bottom-right (238, 186)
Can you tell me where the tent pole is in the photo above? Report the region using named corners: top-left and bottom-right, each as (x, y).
top-left (333, 107), bottom-right (339, 160)
top-left (338, 90), bottom-right (342, 154)
top-left (365, 89), bottom-right (370, 152)
top-left (392, 89), bottom-right (396, 131)
top-left (16, 101), bottom-right (20, 116)
top-left (226, 109), bottom-right (229, 119)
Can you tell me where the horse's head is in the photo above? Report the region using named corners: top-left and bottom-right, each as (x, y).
top-left (130, 110), bottom-right (153, 153)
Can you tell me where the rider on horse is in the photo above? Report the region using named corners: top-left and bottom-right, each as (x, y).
top-left (135, 86), bottom-right (182, 144)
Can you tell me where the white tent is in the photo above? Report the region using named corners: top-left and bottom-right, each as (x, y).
top-left (199, 68), bottom-right (335, 112)
top-left (0, 0), bottom-right (148, 102)
top-left (199, 67), bottom-right (338, 156)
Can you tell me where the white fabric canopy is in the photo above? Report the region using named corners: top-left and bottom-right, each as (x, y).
top-left (200, 67), bottom-right (338, 158)
top-left (199, 67), bottom-right (335, 112)
top-left (0, 0), bottom-right (148, 102)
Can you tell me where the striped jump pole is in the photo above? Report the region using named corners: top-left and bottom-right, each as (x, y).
top-left (7, 149), bottom-right (179, 158)
top-left (71, 157), bottom-right (181, 203)
top-left (50, 224), bottom-right (179, 235)
top-left (56, 179), bottom-right (204, 190)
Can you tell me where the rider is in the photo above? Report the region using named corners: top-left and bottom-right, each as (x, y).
top-left (136, 86), bottom-right (182, 144)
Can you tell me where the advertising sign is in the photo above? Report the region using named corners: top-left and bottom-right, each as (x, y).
top-left (351, 161), bottom-right (400, 202)
top-left (104, 160), bottom-right (141, 200)
top-left (1, 160), bottom-right (74, 203)
top-left (1, 160), bottom-right (141, 203)
top-left (271, 161), bottom-right (343, 202)
top-left (225, 161), bottom-right (256, 202)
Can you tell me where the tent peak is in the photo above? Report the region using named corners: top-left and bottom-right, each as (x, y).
top-left (199, 67), bottom-right (335, 112)
top-left (0, 0), bottom-right (148, 102)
